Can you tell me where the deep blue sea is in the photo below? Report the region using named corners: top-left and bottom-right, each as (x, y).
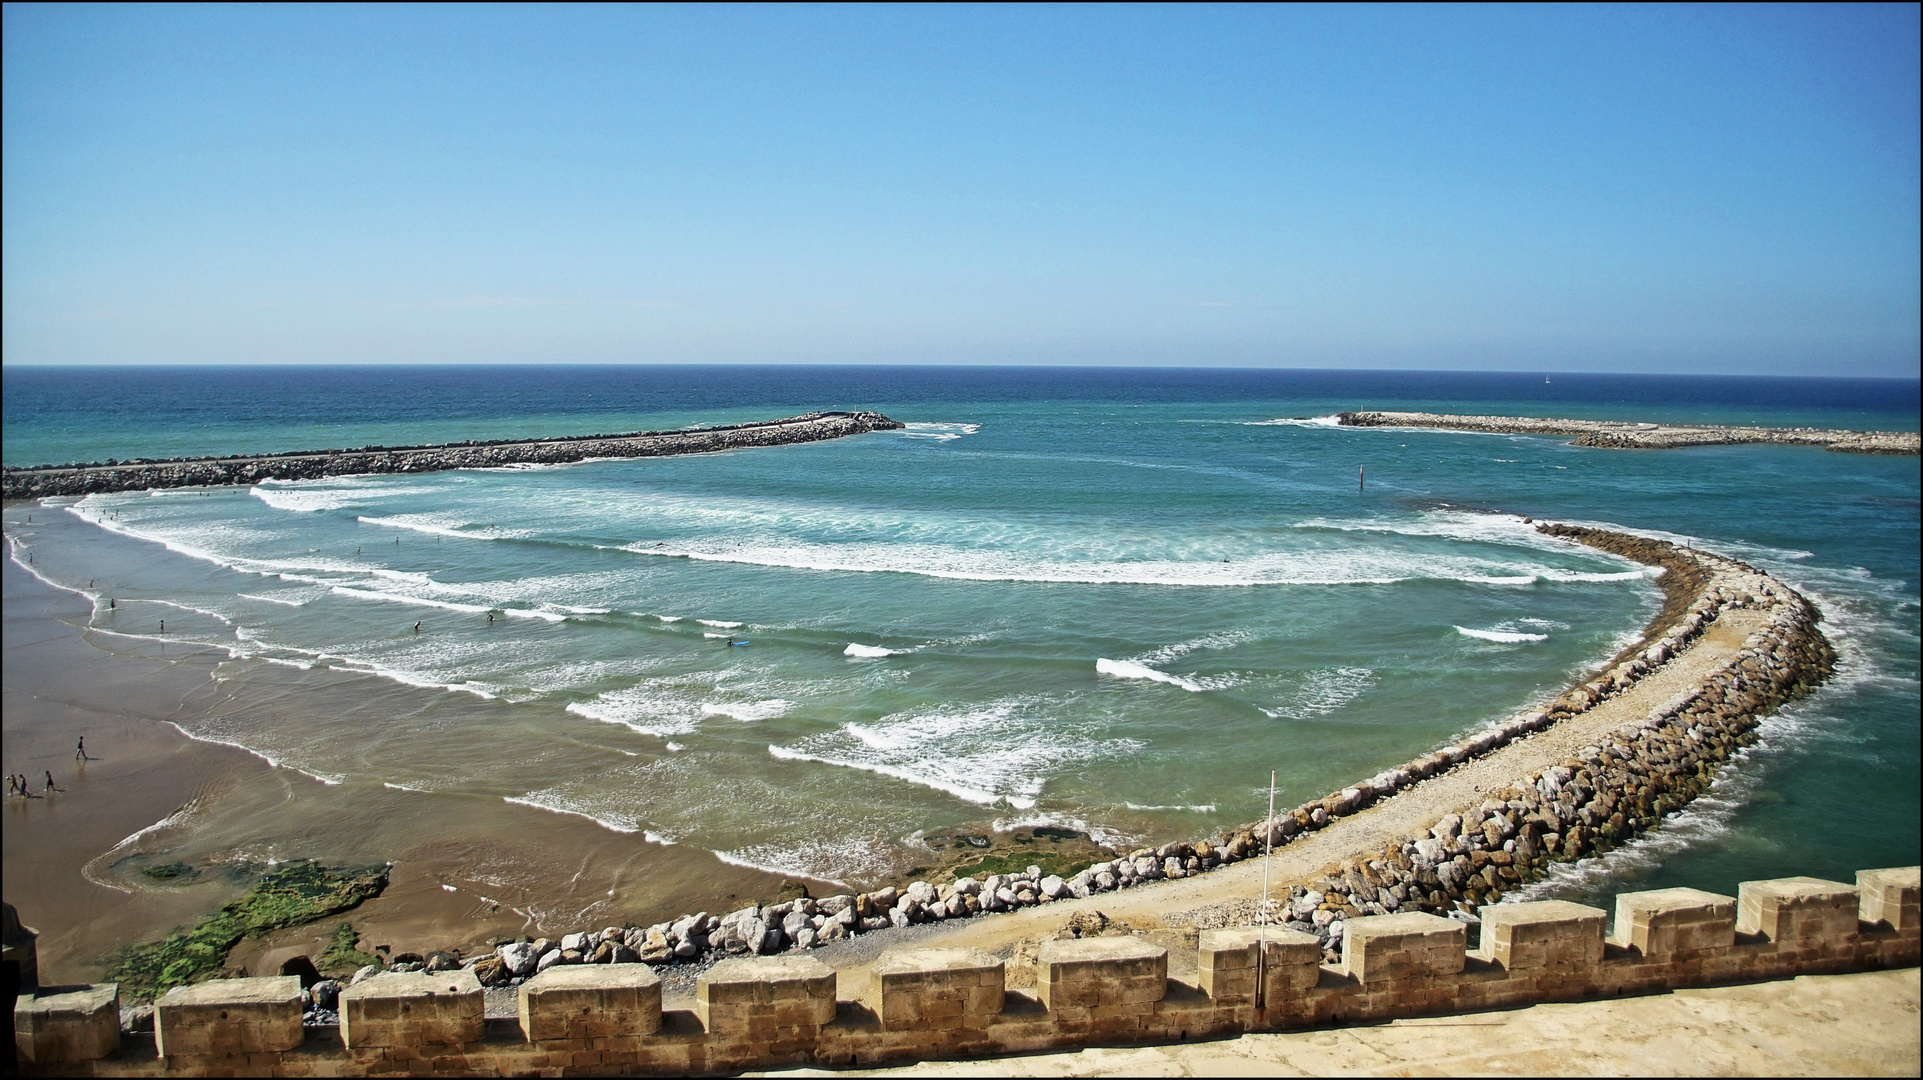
top-left (4, 366), bottom-right (1918, 910)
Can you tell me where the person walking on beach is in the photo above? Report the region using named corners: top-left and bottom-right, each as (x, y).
top-left (159, 619), bottom-right (165, 633)
top-left (6, 775), bottom-right (15, 797)
top-left (44, 771), bottom-right (55, 793)
top-left (76, 737), bottom-right (86, 761)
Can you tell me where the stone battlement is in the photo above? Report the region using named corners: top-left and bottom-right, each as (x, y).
top-left (14, 866), bottom-right (1918, 1077)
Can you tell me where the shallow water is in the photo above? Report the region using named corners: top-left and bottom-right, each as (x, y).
top-left (4, 366), bottom-right (1916, 908)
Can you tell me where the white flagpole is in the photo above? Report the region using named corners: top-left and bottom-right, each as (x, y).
top-left (1256, 769), bottom-right (1276, 1013)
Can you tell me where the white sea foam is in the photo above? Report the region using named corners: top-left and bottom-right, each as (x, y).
top-left (1123, 802), bottom-right (1219, 813)
top-left (1130, 631), bottom-right (1251, 666)
top-left (1264, 667), bottom-right (1377, 719)
top-left (1096, 658), bottom-right (1205, 692)
top-left (237, 592), bottom-right (307, 608)
top-left (1455, 625), bottom-right (1549, 643)
top-left (330, 586), bottom-right (491, 615)
top-left (900, 422), bottom-right (981, 441)
top-left (700, 699), bottom-right (794, 722)
top-left (566, 685), bottom-right (702, 737)
top-left (164, 722), bottom-right (345, 785)
top-left (844, 643), bottom-right (905, 658)
top-left (654, 615), bottom-right (683, 623)
top-left (988, 811), bottom-right (1132, 850)
top-left (252, 481), bottom-right (435, 513)
top-left (709, 837), bottom-right (903, 886)
top-left (359, 513), bottom-right (537, 541)
top-left (623, 535), bottom-right (1649, 588)
top-left (703, 632), bottom-right (731, 639)
top-left (1242, 415), bottom-right (1342, 427)
top-left (502, 793), bottom-right (640, 834)
top-left (331, 658), bottom-right (499, 699)
top-left (697, 619), bottom-right (743, 629)
top-left (768, 697), bottom-right (1143, 810)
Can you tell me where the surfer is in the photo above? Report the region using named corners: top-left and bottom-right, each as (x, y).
top-left (727, 639), bottom-right (749, 647)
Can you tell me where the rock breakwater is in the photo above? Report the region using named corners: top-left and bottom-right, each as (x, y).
top-left (1225, 522), bottom-right (1836, 959)
top-left (1, 412), bottom-right (904, 500)
top-left (1338, 410), bottom-right (1919, 454)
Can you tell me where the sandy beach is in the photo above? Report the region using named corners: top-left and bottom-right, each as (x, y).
top-left (1, 553), bottom-right (799, 986)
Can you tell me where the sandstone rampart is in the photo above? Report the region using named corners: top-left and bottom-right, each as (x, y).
top-left (1, 412), bottom-right (904, 500)
top-left (9, 867), bottom-right (1917, 1076)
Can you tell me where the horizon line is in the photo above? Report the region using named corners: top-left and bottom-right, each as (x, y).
top-left (2, 361), bottom-right (1917, 383)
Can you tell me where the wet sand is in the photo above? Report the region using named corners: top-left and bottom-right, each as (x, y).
top-left (1, 554), bottom-right (795, 985)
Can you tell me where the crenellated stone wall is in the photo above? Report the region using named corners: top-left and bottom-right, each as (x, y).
top-left (12, 866), bottom-right (1918, 1076)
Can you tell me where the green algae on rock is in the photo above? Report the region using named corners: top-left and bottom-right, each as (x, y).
top-left (105, 861), bottom-right (388, 1000)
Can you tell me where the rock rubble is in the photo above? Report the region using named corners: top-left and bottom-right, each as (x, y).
top-left (1, 411), bottom-right (904, 499)
top-left (1337, 410), bottom-right (1919, 454)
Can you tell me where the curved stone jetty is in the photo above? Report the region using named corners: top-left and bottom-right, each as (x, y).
top-left (1337, 410), bottom-right (1919, 454)
top-left (0, 411), bottom-right (905, 499)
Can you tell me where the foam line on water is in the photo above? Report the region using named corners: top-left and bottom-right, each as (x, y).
top-left (700, 699), bottom-right (793, 722)
top-left (899, 422), bottom-right (982, 441)
top-left (768, 745), bottom-right (1012, 806)
top-left (623, 538), bottom-right (1649, 588)
top-left (163, 722), bottom-right (345, 785)
top-left (844, 643), bottom-right (905, 658)
top-left (236, 592), bottom-right (306, 608)
top-left (252, 482), bottom-right (437, 513)
top-left (1241, 415), bottom-right (1342, 427)
top-left (69, 504), bottom-right (436, 587)
top-left (1129, 631), bottom-right (1250, 666)
top-left (1096, 658), bottom-right (1205, 692)
top-left (502, 793), bottom-right (641, 834)
top-left (1456, 625), bottom-right (1549, 643)
top-left (768, 697), bottom-right (1141, 811)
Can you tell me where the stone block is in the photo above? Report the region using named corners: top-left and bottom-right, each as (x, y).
top-left (2, 903), bottom-right (39, 992)
top-left (1737, 877), bottom-right (1859, 947)
top-left (1035, 937), bottom-right (1167, 1010)
top-left (520, 964), bottom-right (662, 1042)
top-left (340, 969), bottom-right (484, 1049)
top-left (155, 976), bottom-right (302, 1058)
top-left (13, 983), bottom-right (119, 1064)
top-left (866, 947), bottom-right (1004, 1031)
top-left (695, 955), bottom-right (836, 1035)
top-left (1857, 867), bottom-right (1921, 933)
top-left (1476, 900), bottom-right (1607, 970)
top-left (1197, 927), bottom-right (1320, 1002)
top-left (1342, 912), bottom-right (1466, 984)
top-left (1613, 888), bottom-right (1735, 958)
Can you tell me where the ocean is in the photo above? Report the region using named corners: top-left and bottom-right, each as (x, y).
top-left (4, 366), bottom-right (1918, 917)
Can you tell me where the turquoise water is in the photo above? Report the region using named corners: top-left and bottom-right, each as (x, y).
top-left (4, 367), bottom-right (1917, 903)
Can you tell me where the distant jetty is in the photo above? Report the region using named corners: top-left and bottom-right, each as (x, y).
top-left (1337, 410), bottom-right (1920, 454)
top-left (1, 411), bottom-right (905, 499)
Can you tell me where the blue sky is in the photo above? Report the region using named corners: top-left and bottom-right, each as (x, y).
top-left (3, 4), bottom-right (1917, 374)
